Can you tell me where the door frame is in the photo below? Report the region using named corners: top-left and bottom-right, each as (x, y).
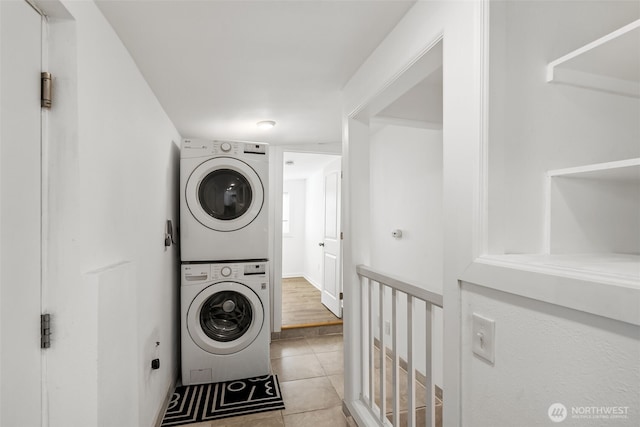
top-left (1, 0), bottom-right (46, 425)
top-left (269, 143), bottom-right (341, 333)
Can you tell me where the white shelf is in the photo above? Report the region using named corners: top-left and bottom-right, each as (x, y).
top-left (546, 157), bottom-right (640, 255)
top-left (547, 158), bottom-right (640, 181)
top-left (546, 20), bottom-right (640, 98)
top-left (480, 253), bottom-right (639, 287)
top-left (463, 254), bottom-right (640, 326)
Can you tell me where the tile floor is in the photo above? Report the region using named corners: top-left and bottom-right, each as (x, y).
top-left (175, 332), bottom-right (441, 427)
top-left (178, 333), bottom-right (355, 427)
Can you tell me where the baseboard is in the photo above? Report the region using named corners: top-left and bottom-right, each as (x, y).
top-left (282, 272), bottom-right (304, 279)
top-left (303, 274), bottom-right (322, 291)
top-left (153, 371), bottom-right (178, 427)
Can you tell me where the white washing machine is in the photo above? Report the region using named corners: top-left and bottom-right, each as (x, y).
top-left (180, 139), bottom-right (269, 262)
top-left (181, 261), bottom-right (270, 385)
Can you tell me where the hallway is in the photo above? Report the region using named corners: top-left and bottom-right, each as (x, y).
top-left (282, 277), bottom-right (342, 327)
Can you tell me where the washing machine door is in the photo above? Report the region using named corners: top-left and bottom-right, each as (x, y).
top-left (185, 157), bottom-right (264, 232)
top-left (187, 282), bottom-right (264, 355)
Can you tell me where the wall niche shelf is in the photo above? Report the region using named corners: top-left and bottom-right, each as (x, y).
top-left (546, 157), bottom-right (640, 255)
top-left (479, 253), bottom-right (639, 288)
top-left (546, 19), bottom-right (640, 98)
top-left (540, 157), bottom-right (640, 284)
top-left (547, 158), bottom-right (640, 181)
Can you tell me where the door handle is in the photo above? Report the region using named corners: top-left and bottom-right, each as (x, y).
top-left (318, 242), bottom-right (325, 247)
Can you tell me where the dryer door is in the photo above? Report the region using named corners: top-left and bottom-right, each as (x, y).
top-left (185, 157), bottom-right (264, 231)
top-left (187, 282), bottom-right (264, 355)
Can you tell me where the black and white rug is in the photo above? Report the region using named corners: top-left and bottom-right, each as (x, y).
top-left (161, 375), bottom-right (285, 426)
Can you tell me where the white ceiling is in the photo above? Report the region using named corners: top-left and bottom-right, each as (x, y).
top-left (95, 0), bottom-right (416, 146)
top-left (377, 66), bottom-right (443, 125)
top-left (283, 152), bottom-right (340, 180)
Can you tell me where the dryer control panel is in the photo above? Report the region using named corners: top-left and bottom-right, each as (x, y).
top-left (181, 139), bottom-right (268, 160)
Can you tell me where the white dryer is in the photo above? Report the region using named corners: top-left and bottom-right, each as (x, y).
top-left (181, 261), bottom-right (271, 385)
top-left (180, 139), bottom-right (269, 262)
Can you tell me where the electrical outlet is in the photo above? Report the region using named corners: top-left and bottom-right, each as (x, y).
top-left (472, 313), bottom-right (495, 364)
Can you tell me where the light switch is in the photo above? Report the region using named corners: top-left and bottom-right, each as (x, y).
top-left (472, 313), bottom-right (495, 364)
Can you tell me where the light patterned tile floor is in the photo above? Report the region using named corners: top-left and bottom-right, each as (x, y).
top-left (176, 333), bottom-right (352, 427)
top-left (171, 333), bottom-right (441, 427)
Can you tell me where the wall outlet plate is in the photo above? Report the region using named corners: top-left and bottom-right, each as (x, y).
top-left (472, 313), bottom-right (495, 364)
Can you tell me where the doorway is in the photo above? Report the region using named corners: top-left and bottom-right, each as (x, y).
top-left (280, 152), bottom-right (342, 328)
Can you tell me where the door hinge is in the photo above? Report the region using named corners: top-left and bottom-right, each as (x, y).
top-left (41, 314), bottom-right (51, 349)
top-left (41, 72), bottom-right (52, 109)
top-left (339, 292), bottom-right (344, 300)
top-left (340, 231), bottom-right (343, 240)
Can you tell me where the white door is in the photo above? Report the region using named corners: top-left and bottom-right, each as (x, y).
top-left (320, 159), bottom-right (342, 318)
top-left (0, 0), bottom-right (44, 426)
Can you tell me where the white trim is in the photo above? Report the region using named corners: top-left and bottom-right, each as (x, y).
top-left (546, 19), bottom-right (640, 98)
top-left (272, 143), bottom-right (344, 335)
top-left (547, 158), bottom-right (640, 178)
top-left (270, 146), bottom-right (284, 333)
top-left (462, 256), bottom-right (640, 326)
top-left (370, 115), bottom-right (443, 130)
top-left (40, 11), bottom-right (50, 427)
top-left (547, 20), bottom-right (640, 74)
top-left (343, 19), bottom-right (450, 427)
top-left (349, 34), bottom-right (444, 120)
top-left (281, 273), bottom-right (305, 279)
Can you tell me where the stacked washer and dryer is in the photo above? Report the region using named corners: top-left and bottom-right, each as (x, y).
top-left (179, 139), bottom-right (270, 385)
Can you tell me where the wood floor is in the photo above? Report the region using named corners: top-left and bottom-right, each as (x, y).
top-left (281, 277), bottom-right (342, 327)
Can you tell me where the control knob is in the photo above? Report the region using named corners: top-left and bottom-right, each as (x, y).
top-left (220, 142), bottom-right (232, 152)
top-left (220, 266), bottom-right (232, 277)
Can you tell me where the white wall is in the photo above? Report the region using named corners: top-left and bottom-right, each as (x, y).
top-left (461, 282), bottom-right (640, 426)
top-left (281, 155), bottom-right (341, 289)
top-left (42, 1), bottom-right (181, 426)
top-left (487, 0), bottom-right (640, 255)
top-left (282, 179), bottom-right (306, 277)
top-left (369, 125), bottom-right (443, 288)
top-left (458, 2), bottom-right (640, 425)
top-left (369, 124), bottom-right (443, 388)
top-left (342, 1), bottom-right (483, 424)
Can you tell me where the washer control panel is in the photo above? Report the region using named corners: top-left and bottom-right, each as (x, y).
top-left (211, 263), bottom-right (241, 280)
top-left (184, 262), bottom-right (269, 283)
top-left (183, 264), bottom-right (210, 282)
top-left (244, 263), bottom-right (266, 275)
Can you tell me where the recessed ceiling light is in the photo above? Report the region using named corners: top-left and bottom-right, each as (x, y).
top-left (257, 120), bottom-right (276, 130)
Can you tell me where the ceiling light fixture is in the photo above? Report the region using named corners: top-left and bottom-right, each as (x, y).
top-left (257, 120), bottom-right (276, 130)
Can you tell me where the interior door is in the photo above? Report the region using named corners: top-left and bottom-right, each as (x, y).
top-left (320, 159), bottom-right (342, 318)
top-left (0, 0), bottom-right (43, 426)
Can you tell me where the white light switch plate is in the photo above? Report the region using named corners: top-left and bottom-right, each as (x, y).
top-left (472, 313), bottom-right (495, 364)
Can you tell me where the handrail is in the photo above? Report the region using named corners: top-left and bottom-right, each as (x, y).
top-left (356, 264), bottom-right (443, 308)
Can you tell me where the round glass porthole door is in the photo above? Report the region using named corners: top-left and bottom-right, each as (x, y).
top-left (199, 290), bottom-right (252, 342)
top-left (186, 158), bottom-right (264, 232)
top-left (199, 169), bottom-right (253, 221)
top-left (187, 282), bottom-right (264, 355)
